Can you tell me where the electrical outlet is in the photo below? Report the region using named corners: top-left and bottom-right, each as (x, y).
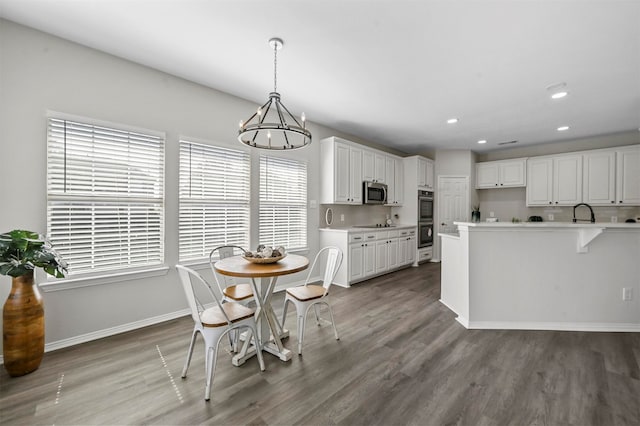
top-left (340, 214), bottom-right (345, 222)
top-left (622, 288), bottom-right (633, 301)
top-left (548, 214), bottom-right (554, 221)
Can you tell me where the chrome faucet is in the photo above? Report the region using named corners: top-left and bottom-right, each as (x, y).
top-left (573, 203), bottom-right (595, 223)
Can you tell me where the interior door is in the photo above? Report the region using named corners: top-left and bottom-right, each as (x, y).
top-left (437, 176), bottom-right (469, 234)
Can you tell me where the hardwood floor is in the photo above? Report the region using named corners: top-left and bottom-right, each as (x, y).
top-left (1, 262), bottom-right (639, 425)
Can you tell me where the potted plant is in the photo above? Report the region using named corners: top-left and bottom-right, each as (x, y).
top-left (0, 229), bottom-right (67, 376)
top-left (471, 205), bottom-right (481, 223)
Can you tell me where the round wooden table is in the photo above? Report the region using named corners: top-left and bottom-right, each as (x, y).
top-left (214, 254), bottom-right (309, 363)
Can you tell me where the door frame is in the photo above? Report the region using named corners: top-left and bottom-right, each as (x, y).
top-left (435, 175), bottom-right (470, 261)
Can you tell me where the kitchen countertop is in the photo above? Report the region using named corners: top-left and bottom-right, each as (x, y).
top-left (454, 221), bottom-right (640, 229)
top-left (319, 224), bottom-right (416, 232)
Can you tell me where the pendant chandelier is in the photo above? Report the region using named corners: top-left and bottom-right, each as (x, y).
top-left (238, 38), bottom-right (312, 150)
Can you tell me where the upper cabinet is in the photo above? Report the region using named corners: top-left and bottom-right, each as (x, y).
top-left (321, 136), bottom-right (405, 206)
top-left (386, 157), bottom-right (404, 205)
top-left (616, 145), bottom-right (640, 205)
top-left (418, 157), bottom-right (435, 190)
top-left (583, 150), bottom-right (616, 205)
top-left (527, 154), bottom-right (582, 206)
top-left (320, 137), bottom-right (362, 205)
top-left (476, 158), bottom-right (526, 189)
top-left (581, 145), bottom-right (640, 206)
top-left (362, 150), bottom-right (386, 183)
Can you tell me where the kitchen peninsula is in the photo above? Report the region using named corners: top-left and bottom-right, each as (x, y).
top-left (439, 222), bottom-right (640, 332)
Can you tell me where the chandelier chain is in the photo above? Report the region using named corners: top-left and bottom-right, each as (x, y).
top-left (273, 41), bottom-right (278, 93)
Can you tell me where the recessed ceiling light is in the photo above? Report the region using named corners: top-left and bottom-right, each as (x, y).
top-left (551, 91), bottom-right (568, 99)
top-left (447, 118), bottom-right (459, 124)
top-left (477, 139), bottom-right (487, 144)
top-left (557, 126), bottom-right (570, 131)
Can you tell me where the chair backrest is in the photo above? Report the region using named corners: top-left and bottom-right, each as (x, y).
top-left (176, 264), bottom-right (229, 326)
top-left (208, 245), bottom-right (247, 293)
top-left (306, 246), bottom-right (343, 293)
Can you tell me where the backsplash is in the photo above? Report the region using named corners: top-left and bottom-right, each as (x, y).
top-left (319, 204), bottom-right (394, 227)
top-left (477, 187), bottom-right (640, 223)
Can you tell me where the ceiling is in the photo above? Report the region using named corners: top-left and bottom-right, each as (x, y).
top-left (1, 0), bottom-right (639, 154)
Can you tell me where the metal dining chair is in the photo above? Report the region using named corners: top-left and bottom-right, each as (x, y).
top-left (209, 245), bottom-right (254, 305)
top-left (281, 246), bottom-right (344, 355)
top-left (176, 265), bottom-right (265, 401)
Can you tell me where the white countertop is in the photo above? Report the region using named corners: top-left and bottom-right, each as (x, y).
top-left (320, 224), bottom-right (416, 232)
top-left (454, 221), bottom-right (640, 229)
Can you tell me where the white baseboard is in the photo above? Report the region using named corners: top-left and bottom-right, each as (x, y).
top-left (0, 309), bottom-right (190, 365)
top-left (0, 275), bottom-right (318, 366)
top-left (464, 320), bottom-right (640, 333)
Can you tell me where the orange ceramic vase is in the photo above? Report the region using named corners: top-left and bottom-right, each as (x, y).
top-left (3, 271), bottom-right (45, 377)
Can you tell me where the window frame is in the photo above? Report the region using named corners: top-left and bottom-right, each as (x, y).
top-left (178, 139), bottom-right (251, 263)
top-left (258, 154), bottom-right (308, 251)
top-left (45, 113), bottom-right (166, 283)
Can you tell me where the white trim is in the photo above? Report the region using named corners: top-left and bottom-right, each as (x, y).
top-left (46, 110), bottom-right (165, 139)
top-left (455, 316), bottom-right (470, 328)
top-left (0, 308), bottom-right (189, 365)
top-left (464, 321), bottom-right (640, 333)
top-left (40, 266), bottom-right (170, 292)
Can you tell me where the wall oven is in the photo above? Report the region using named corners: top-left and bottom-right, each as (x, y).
top-left (418, 221), bottom-right (433, 248)
top-left (418, 190), bottom-right (434, 222)
top-left (363, 181), bottom-right (388, 205)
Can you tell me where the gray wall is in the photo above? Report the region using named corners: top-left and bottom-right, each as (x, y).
top-left (0, 19), bottom-right (373, 353)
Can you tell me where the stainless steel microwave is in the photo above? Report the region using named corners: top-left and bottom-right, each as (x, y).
top-left (363, 181), bottom-right (387, 205)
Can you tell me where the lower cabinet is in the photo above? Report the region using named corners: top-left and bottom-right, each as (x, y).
top-left (320, 226), bottom-right (417, 287)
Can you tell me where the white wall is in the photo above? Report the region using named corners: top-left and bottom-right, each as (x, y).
top-left (0, 19), bottom-right (371, 353)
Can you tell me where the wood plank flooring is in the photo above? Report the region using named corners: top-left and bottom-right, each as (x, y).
top-left (1, 262), bottom-right (639, 425)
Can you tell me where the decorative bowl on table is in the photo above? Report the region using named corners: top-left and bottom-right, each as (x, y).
top-left (242, 245), bottom-right (286, 264)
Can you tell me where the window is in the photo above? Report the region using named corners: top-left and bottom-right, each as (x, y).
top-left (47, 117), bottom-right (164, 276)
top-left (259, 155), bottom-right (307, 250)
top-left (179, 141), bottom-right (250, 261)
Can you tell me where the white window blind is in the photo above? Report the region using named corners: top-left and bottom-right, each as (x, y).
top-left (47, 118), bottom-right (165, 276)
top-left (179, 141), bottom-right (250, 261)
top-left (259, 155), bottom-right (307, 250)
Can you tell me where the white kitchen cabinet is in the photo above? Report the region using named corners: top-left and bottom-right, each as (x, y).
top-left (348, 237), bottom-right (364, 282)
top-left (526, 154), bottom-right (582, 206)
top-left (320, 137), bottom-right (362, 204)
top-left (348, 233), bottom-right (377, 282)
top-left (397, 228), bottom-right (415, 266)
top-left (385, 156), bottom-right (404, 206)
top-left (407, 234), bottom-right (416, 265)
top-left (418, 157), bottom-right (434, 190)
top-left (616, 145), bottom-right (640, 205)
top-left (375, 238), bottom-right (388, 274)
top-left (583, 150), bottom-right (616, 205)
top-left (362, 150), bottom-right (375, 182)
top-left (476, 158), bottom-right (526, 189)
top-left (362, 149), bottom-right (386, 183)
top-left (320, 227), bottom-right (416, 287)
top-left (375, 153), bottom-right (386, 183)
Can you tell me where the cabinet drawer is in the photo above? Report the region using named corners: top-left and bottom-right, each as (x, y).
top-left (349, 233), bottom-right (365, 243)
top-left (364, 232), bottom-right (381, 241)
top-left (387, 230), bottom-right (399, 238)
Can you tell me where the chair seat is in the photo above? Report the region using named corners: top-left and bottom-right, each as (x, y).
top-left (201, 302), bottom-right (256, 327)
top-left (223, 283), bottom-right (254, 301)
top-left (286, 284), bottom-right (326, 301)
